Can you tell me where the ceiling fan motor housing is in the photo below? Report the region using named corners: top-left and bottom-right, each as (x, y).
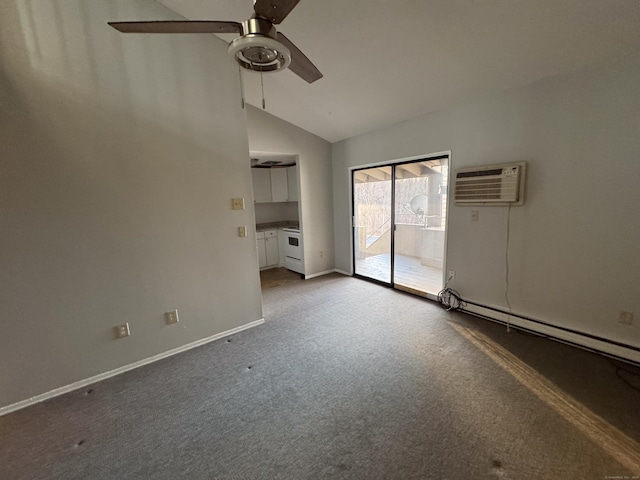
top-left (228, 17), bottom-right (291, 73)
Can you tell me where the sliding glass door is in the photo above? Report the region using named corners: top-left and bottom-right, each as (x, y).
top-left (393, 159), bottom-right (448, 294)
top-left (352, 156), bottom-right (449, 295)
top-left (353, 166), bottom-right (392, 284)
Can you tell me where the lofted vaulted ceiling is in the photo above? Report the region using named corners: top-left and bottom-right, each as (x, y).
top-left (155, 0), bottom-right (640, 143)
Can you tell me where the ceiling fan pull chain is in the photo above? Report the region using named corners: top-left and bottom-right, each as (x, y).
top-left (260, 70), bottom-right (266, 109)
top-left (238, 67), bottom-right (245, 109)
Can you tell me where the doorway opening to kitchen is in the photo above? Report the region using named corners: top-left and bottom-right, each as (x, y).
top-left (352, 154), bottom-right (449, 296)
top-left (250, 153), bottom-right (304, 290)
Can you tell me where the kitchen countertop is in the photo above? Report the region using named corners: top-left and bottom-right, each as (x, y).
top-left (256, 221), bottom-right (299, 232)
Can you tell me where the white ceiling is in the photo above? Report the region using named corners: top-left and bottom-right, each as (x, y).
top-left (157, 0), bottom-right (640, 143)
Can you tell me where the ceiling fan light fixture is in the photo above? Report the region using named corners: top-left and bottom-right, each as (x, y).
top-left (228, 35), bottom-right (291, 73)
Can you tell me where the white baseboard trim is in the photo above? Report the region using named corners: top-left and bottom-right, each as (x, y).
top-left (305, 269), bottom-right (341, 279)
top-left (462, 303), bottom-right (640, 365)
top-left (334, 269), bottom-right (352, 276)
top-left (0, 318), bottom-right (265, 417)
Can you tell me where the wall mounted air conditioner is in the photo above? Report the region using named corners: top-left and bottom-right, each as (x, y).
top-left (454, 162), bottom-right (527, 206)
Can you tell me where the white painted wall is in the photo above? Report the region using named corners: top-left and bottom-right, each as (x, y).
top-left (333, 52), bottom-right (640, 358)
top-left (246, 106), bottom-right (334, 275)
top-left (0, 0), bottom-right (263, 409)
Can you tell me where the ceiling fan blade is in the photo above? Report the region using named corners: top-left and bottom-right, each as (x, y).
top-left (108, 21), bottom-right (242, 34)
top-left (277, 32), bottom-right (323, 83)
top-left (253, 0), bottom-right (301, 24)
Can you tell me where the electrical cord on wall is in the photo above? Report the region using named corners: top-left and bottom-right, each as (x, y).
top-left (505, 203), bottom-right (513, 333)
top-left (438, 269), bottom-right (465, 311)
top-left (437, 287), bottom-right (465, 311)
top-left (444, 271), bottom-right (453, 289)
top-left (439, 201), bottom-right (513, 320)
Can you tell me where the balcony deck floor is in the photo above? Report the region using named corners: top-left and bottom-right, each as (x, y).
top-left (355, 253), bottom-right (443, 295)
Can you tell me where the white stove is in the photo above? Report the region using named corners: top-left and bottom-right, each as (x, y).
top-left (282, 228), bottom-right (303, 274)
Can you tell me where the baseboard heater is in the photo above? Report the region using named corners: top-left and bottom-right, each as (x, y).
top-left (459, 299), bottom-right (640, 367)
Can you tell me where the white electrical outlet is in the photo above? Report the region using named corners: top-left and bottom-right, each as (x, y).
top-left (166, 309), bottom-right (179, 325)
top-left (471, 211), bottom-right (479, 222)
top-left (115, 323), bottom-right (130, 338)
top-left (319, 251), bottom-right (324, 259)
top-left (238, 226), bottom-right (247, 238)
top-left (448, 270), bottom-right (455, 281)
top-left (619, 311), bottom-right (634, 325)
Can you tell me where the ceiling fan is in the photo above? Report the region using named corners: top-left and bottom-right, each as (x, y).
top-left (108, 0), bottom-right (322, 84)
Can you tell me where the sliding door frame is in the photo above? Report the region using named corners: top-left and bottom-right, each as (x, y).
top-left (350, 151), bottom-right (452, 298)
top-left (351, 165), bottom-right (397, 287)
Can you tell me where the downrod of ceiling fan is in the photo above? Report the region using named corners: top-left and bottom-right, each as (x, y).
top-left (243, 17), bottom-right (277, 39)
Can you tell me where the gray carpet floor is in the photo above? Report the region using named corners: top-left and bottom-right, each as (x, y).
top-left (1, 273), bottom-right (639, 479)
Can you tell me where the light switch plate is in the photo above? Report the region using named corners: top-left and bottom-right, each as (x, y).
top-left (231, 198), bottom-right (245, 210)
top-left (115, 323), bottom-right (130, 338)
top-left (165, 310), bottom-right (179, 325)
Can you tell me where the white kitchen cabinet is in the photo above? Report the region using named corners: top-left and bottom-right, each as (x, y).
top-left (257, 229), bottom-right (279, 269)
top-left (256, 231), bottom-right (267, 268)
top-left (270, 168), bottom-right (289, 202)
top-left (251, 168), bottom-right (272, 203)
top-left (287, 165), bottom-right (298, 202)
top-left (265, 230), bottom-right (279, 266)
top-left (251, 167), bottom-right (296, 203)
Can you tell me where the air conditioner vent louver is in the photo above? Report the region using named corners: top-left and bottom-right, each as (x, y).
top-left (454, 162), bottom-right (526, 206)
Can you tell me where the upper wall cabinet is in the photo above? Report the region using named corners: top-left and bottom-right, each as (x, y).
top-left (252, 168), bottom-right (272, 203)
top-left (270, 168), bottom-right (288, 202)
top-left (287, 165), bottom-right (298, 202)
top-left (252, 166), bottom-right (298, 203)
